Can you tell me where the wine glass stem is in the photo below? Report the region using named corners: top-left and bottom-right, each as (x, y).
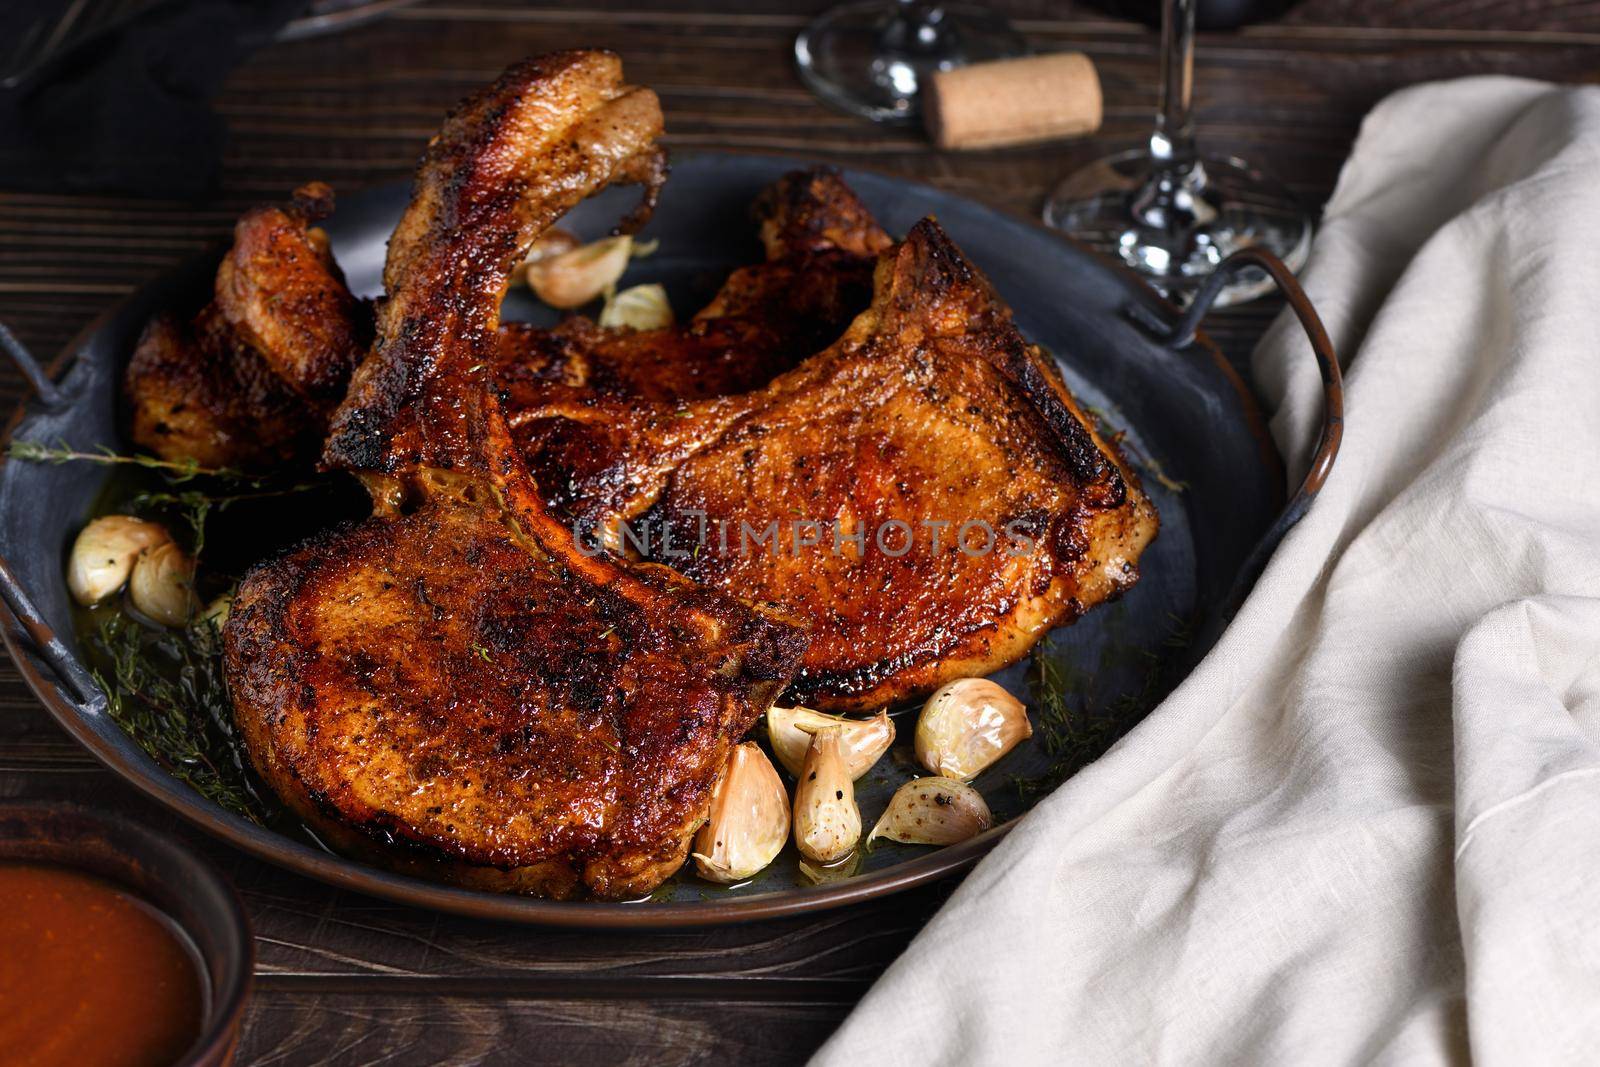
top-left (886, 0), bottom-right (951, 55)
top-left (1128, 0), bottom-right (1208, 232)
top-left (1152, 0), bottom-right (1198, 170)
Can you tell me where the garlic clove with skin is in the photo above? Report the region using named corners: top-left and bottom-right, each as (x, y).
top-left (914, 678), bottom-right (1032, 781)
top-left (792, 726), bottom-right (861, 864)
top-left (798, 850), bottom-right (863, 886)
top-left (201, 593), bottom-right (233, 628)
top-left (128, 541), bottom-right (199, 627)
top-left (509, 227), bottom-right (581, 286)
top-left (868, 776), bottom-right (993, 847)
top-left (598, 282), bottom-right (673, 330)
top-left (692, 741), bottom-right (790, 885)
top-left (525, 234), bottom-right (633, 309)
top-left (67, 515), bottom-right (172, 606)
top-left (766, 706), bottom-right (894, 780)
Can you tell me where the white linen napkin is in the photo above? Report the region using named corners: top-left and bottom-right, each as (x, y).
top-left (812, 76), bottom-right (1600, 1065)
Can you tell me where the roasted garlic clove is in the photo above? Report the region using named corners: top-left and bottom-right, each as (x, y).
top-left (914, 678), bottom-right (1032, 780)
top-left (792, 727), bottom-right (861, 864)
top-left (767, 706), bottom-right (894, 780)
top-left (510, 227), bottom-right (581, 286)
top-left (798, 850), bottom-right (863, 886)
top-left (598, 282), bottom-right (673, 330)
top-left (67, 515), bottom-right (172, 606)
top-left (128, 541), bottom-right (198, 627)
top-left (868, 776), bottom-right (993, 847)
top-left (201, 593), bottom-right (233, 628)
top-left (525, 234), bottom-right (633, 308)
top-left (692, 742), bottom-right (790, 885)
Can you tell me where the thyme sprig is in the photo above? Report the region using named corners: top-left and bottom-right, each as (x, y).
top-left (1017, 612), bottom-right (1195, 804)
top-left (9, 439), bottom-right (324, 560)
top-left (1015, 650), bottom-right (1120, 805)
top-left (7, 439), bottom-right (244, 482)
top-left (18, 438), bottom-right (332, 826)
top-left (128, 483), bottom-right (324, 560)
top-left (90, 613), bottom-right (273, 824)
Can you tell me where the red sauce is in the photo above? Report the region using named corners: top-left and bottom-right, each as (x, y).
top-left (0, 863), bottom-right (204, 1067)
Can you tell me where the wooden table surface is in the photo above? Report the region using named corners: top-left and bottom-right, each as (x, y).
top-left (2, 2), bottom-right (1596, 1062)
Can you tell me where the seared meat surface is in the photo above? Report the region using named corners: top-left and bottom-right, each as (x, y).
top-left (493, 168), bottom-right (894, 404)
top-left (190, 48), bottom-right (1155, 895)
top-left (225, 52), bottom-right (804, 900)
top-left (126, 182), bottom-right (369, 471)
top-left (495, 169), bottom-right (888, 405)
top-left (125, 305), bottom-right (318, 470)
top-left (509, 220), bottom-right (1158, 710)
top-left (507, 168), bottom-right (892, 519)
top-left (126, 168), bottom-right (885, 473)
top-left (649, 222), bottom-right (1156, 710)
top-left (212, 182), bottom-right (369, 415)
top-left (227, 483), bottom-right (801, 897)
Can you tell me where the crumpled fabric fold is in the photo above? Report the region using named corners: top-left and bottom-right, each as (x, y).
top-left (813, 76), bottom-right (1600, 1066)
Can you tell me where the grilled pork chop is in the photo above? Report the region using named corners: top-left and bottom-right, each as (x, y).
top-left (648, 222), bottom-right (1156, 709)
top-left (497, 169), bottom-right (889, 404)
top-left (125, 183), bottom-right (369, 471)
top-left (125, 305), bottom-right (318, 471)
top-left (225, 52), bottom-right (805, 899)
top-left (507, 219), bottom-right (1158, 710)
top-left (125, 170), bottom-right (885, 471)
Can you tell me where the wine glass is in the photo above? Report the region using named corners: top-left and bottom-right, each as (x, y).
top-left (1043, 0), bottom-right (1311, 307)
top-left (795, 0), bottom-right (1027, 125)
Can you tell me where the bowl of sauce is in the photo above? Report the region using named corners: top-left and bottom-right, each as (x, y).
top-left (0, 802), bottom-right (252, 1067)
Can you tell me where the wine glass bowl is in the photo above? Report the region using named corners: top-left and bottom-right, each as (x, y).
top-left (795, 0), bottom-right (1027, 124)
top-left (1042, 0), bottom-right (1312, 307)
top-left (1044, 149), bottom-right (1311, 306)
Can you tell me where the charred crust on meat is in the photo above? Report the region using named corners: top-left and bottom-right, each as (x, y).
top-left (225, 52), bottom-right (808, 901)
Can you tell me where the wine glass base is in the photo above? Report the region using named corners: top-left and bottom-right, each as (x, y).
top-left (1043, 149), bottom-right (1312, 308)
top-left (795, 1), bottom-right (1028, 125)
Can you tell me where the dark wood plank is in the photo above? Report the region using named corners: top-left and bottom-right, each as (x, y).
top-left (5, 1), bottom-right (1596, 365)
top-left (237, 989), bottom-right (851, 1066)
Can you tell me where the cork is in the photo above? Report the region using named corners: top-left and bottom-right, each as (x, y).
top-left (924, 52), bottom-right (1103, 151)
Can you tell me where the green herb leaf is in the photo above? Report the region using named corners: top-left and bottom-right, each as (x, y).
top-left (8, 439), bottom-right (241, 482)
top-left (1017, 613), bottom-right (1194, 804)
top-left (11, 439), bottom-right (326, 563)
top-left (90, 613), bottom-right (274, 824)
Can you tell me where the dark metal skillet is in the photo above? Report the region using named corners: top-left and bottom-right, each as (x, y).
top-left (0, 153), bottom-right (1341, 928)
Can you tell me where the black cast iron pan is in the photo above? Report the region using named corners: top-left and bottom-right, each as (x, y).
top-left (0, 153), bottom-right (1341, 927)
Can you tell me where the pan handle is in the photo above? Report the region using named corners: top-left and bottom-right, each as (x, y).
top-left (0, 324), bottom-right (103, 707)
top-left (0, 552), bottom-right (105, 708)
top-left (0, 321), bottom-right (71, 412)
top-left (1133, 247), bottom-right (1345, 621)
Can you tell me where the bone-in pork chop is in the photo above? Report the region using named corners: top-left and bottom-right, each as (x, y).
top-left (224, 52), bottom-right (804, 899)
top-left (125, 169), bottom-right (886, 471)
top-left (506, 219), bottom-right (1159, 711)
top-left (125, 182), bottom-right (369, 470)
top-left (496, 169), bottom-right (889, 404)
